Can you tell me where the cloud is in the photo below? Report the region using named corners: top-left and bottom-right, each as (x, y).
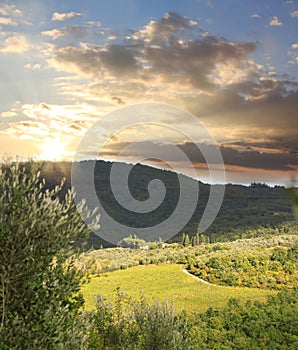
top-left (49, 43), bottom-right (139, 78)
top-left (24, 63), bottom-right (41, 70)
top-left (250, 13), bottom-right (261, 19)
top-left (11, 11), bottom-right (293, 175)
top-left (108, 34), bottom-right (118, 41)
top-left (290, 10), bottom-right (298, 17)
top-left (111, 96), bottom-right (125, 105)
top-left (219, 145), bottom-right (297, 171)
top-left (140, 36), bottom-right (256, 91)
top-left (0, 4), bottom-right (28, 26)
top-left (4, 101), bottom-right (116, 163)
top-left (224, 135), bottom-right (298, 155)
top-left (268, 71), bottom-right (277, 76)
top-left (132, 11), bottom-right (197, 43)
top-left (42, 25), bottom-right (89, 40)
top-left (1, 110), bottom-right (17, 118)
top-left (98, 139), bottom-right (297, 172)
top-left (269, 16), bottom-right (283, 26)
top-left (0, 4), bottom-right (22, 17)
top-left (179, 141), bottom-right (297, 171)
top-left (6, 102), bottom-right (101, 144)
top-left (52, 11), bottom-right (82, 21)
top-left (40, 102), bottom-right (51, 110)
top-left (21, 102), bottom-right (99, 122)
top-left (43, 12), bottom-right (298, 147)
top-left (288, 44), bottom-right (298, 64)
top-left (48, 12), bottom-right (257, 93)
top-left (1, 34), bottom-right (30, 53)
top-left (0, 16), bottom-right (17, 26)
top-left (6, 121), bottom-right (49, 140)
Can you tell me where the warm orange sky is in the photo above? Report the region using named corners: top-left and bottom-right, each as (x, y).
top-left (0, 1), bottom-right (297, 186)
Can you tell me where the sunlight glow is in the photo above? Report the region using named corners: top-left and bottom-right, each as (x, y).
top-left (39, 139), bottom-right (66, 160)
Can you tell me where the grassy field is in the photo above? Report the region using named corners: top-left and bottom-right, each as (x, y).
top-left (81, 264), bottom-right (275, 315)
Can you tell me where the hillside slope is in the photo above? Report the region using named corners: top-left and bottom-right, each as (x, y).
top-left (81, 264), bottom-right (274, 314)
top-left (42, 160), bottom-right (295, 247)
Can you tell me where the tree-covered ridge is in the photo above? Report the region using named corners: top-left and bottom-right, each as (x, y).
top-left (42, 160), bottom-right (296, 247)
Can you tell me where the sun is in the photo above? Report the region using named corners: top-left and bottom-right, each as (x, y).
top-left (39, 139), bottom-right (66, 160)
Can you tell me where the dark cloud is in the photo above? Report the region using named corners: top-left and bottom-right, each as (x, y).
top-left (219, 146), bottom-right (297, 171)
top-left (140, 37), bottom-right (256, 90)
top-left (100, 140), bottom-right (297, 171)
top-left (181, 87), bottom-right (298, 139)
top-left (40, 102), bottom-right (51, 110)
top-left (178, 142), bottom-right (297, 171)
top-left (229, 76), bottom-right (298, 101)
top-left (99, 45), bottom-right (139, 76)
top-left (224, 135), bottom-right (298, 155)
top-left (111, 96), bottom-right (125, 105)
top-left (51, 43), bottom-right (139, 78)
top-left (69, 120), bottom-right (88, 131)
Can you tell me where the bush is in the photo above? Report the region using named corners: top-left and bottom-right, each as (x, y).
top-left (89, 289), bottom-right (194, 349)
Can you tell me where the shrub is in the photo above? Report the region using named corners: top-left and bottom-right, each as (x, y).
top-left (90, 290), bottom-right (195, 350)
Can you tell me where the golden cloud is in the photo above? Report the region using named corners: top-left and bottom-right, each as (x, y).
top-left (52, 11), bottom-right (82, 21)
top-left (1, 34), bottom-right (30, 53)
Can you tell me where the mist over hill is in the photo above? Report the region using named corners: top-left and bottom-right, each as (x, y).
top-left (41, 160), bottom-right (295, 248)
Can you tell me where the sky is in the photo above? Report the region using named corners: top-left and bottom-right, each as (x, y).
top-left (0, 0), bottom-right (297, 186)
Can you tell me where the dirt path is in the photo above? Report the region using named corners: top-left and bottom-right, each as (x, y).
top-left (181, 267), bottom-right (214, 286)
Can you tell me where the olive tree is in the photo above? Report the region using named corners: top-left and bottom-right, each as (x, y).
top-left (0, 161), bottom-right (99, 350)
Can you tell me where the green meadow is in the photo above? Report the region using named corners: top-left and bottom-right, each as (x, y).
top-left (81, 264), bottom-right (275, 315)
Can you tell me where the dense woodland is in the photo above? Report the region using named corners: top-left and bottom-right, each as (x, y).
top-left (0, 161), bottom-right (297, 349)
top-left (43, 160), bottom-right (295, 247)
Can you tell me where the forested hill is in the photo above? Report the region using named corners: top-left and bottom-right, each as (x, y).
top-left (41, 160), bottom-right (295, 247)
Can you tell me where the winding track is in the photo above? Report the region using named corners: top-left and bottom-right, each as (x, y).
top-left (181, 267), bottom-right (214, 286)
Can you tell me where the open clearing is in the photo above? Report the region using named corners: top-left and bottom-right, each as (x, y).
top-left (81, 264), bottom-right (275, 315)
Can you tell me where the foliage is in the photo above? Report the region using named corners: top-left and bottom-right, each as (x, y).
top-left (188, 243), bottom-right (298, 289)
top-left (195, 288), bottom-right (298, 349)
top-left (88, 288), bottom-right (194, 350)
top-left (0, 161), bottom-right (99, 349)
